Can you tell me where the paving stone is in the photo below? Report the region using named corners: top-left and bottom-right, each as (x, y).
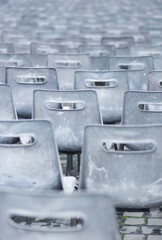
top-left (141, 226), bottom-right (154, 235)
top-left (125, 218), bottom-right (145, 225)
top-left (150, 209), bottom-right (162, 218)
top-left (124, 234), bottom-right (145, 240)
top-left (148, 219), bottom-right (162, 226)
top-left (121, 226), bottom-right (138, 234)
top-left (123, 212), bottom-right (144, 218)
top-left (147, 236), bottom-right (162, 240)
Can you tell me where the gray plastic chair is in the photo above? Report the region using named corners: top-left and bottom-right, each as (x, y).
top-left (79, 124), bottom-right (162, 208)
top-left (130, 45), bottom-right (162, 70)
top-left (120, 31), bottom-right (151, 45)
top-left (0, 84), bottom-right (17, 120)
top-left (0, 54), bottom-right (32, 67)
top-left (78, 45), bottom-right (115, 70)
top-left (47, 54), bottom-right (91, 90)
top-left (33, 90), bottom-right (102, 152)
top-left (30, 42), bottom-right (78, 67)
top-left (0, 66), bottom-right (6, 83)
top-left (0, 189), bottom-right (118, 240)
top-left (109, 56), bottom-right (154, 90)
top-left (122, 91), bottom-right (162, 125)
top-left (148, 71), bottom-right (162, 91)
top-left (6, 67), bottom-right (58, 118)
top-left (101, 36), bottom-right (134, 55)
top-left (75, 71), bottom-right (129, 123)
top-left (0, 43), bottom-right (14, 53)
top-left (0, 120), bottom-right (63, 190)
top-left (33, 90), bottom-right (102, 174)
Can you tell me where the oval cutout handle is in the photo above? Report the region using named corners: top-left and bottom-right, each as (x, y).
top-left (46, 101), bottom-right (85, 111)
top-left (85, 78), bottom-right (118, 88)
top-left (138, 51), bottom-right (161, 58)
top-left (55, 60), bottom-right (81, 68)
top-left (158, 80), bottom-right (162, 87)
top-left (86, 50), bottom-right (108, 57)
top-left (102, 141), bottom-right (155, 153)
top-left (0, 135), bottom-right (35, 147)
top-left (16, 76), bottom-right (47, 84)
top-left (0, 61), bottom-right (22, 67)
top-left (138, 103), bottom-right (162, 112)
top-left (37, 47), bottom-right (59, 55)
top-left (9, 214), bottom-right (84, 232)
top-left (118, 63), bottom-right (144, 70)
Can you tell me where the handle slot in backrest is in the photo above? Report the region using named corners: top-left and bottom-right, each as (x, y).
top-left (86, 50), bottom-right (108, 57)
top-left (118, 63), bottom-right (144, 70)
top-left (102, 141), bottom-right (155, 153)
top-left (46, 101), bottom-right (85, 111)
top-left (37, 47), bottom-right (59, 54)
top-left (158, 80), bottom-right (162, 87)
top-left (0, 61), bottom-right (22, 67)
top-left (0, 135), bottom-right (35, 146)
top-left (9, 214), bottom-right (84, 231)
top-left (85, 78), bottom-right (118, 88)
top-left (16, 76), bottom-right (47, 84)
top-left (106, 41), bottom-right (128, 48)
top-left (138, 51), bottom-right (161, 57)
top-left (138, 102), bottom-right (162, 112)
top-left (55, 60), bottom-right (81, 68)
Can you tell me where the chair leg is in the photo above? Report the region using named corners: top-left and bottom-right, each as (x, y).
top-left (66, 154), bottom-right (72, 176)
top-left (78, 154), bottom-right (80, 173)
top-left (119, 144), bottom-right (125, 151)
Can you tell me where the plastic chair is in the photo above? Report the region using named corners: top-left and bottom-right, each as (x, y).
top-left (109, 56), bottom-right (154, 90)
top-left (0, 120), bottom-right (63, 190)
top-left (130, 45), bottom-right (162, 70)
top-left (0, 189), bottom-right (118, 240)
top-left (30, 42), bottom-right (79, 67)
top-left (148, 71), bottom-right (162, 91)
top-left (79, 124), bottom-right (162, 208)
top-left (0, 43), bottom-right (14, 53)
top-left (0, 53), bottom-right (32, 67)
top-left (0, 84), bottom-right (17, 120)
top-left (75, 70), bottom-right (129, 123)
top-left (33, 90), bottom-right (102, 174)
top-left (122, 91), bottom-right (162, 125)
top-left (47, 54), bottom-right (91, 90)
top-left (6, 67), bottom-right (58, 118)
top-left (101, 36), bottom-right (134, 55)
top-left (78, 45), bottom-right (115, 70)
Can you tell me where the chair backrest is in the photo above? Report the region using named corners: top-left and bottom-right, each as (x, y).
top-left (79, 124), bottom-right (162, 208)
top-left (47, 54), bottom-right (91, 90)
top-left (6, 67), bottom-right (58, 118)
top-left (0, 54), bottom-right (32, 67)
top-left (78, 45), bottom-right (115, 70)
top-left (33, 90), bottom-right (102, 152)
top-left (0, 43), bottom-right (14, 54)
top-left (109, 56), bottom-right (154, 90)
top-left (122, 91), bottom-right (162, 125)
top-left (75, 71), bottom-right (129, 123)
top-left (30, 42), bottom-right (78, 67)
top-left (101, 36), bottom-right (134, 55)
top-left (0, 84), bottom-right (16, 119)
top-left (0, 66), bottom-right (6, 83)
top-left (148, 71), bottom-right (162, 91)
top-left (0, 190), bottom-right (118, 240)
top-left (120, 31), bottom-right (151, 45)
top-left (0, 120), bottom-right (63, 190)
top-left (130, 45), bottom-right (162, 70)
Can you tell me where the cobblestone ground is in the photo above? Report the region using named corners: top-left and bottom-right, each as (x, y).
top-left (60, 155), bottom-right (162, 240)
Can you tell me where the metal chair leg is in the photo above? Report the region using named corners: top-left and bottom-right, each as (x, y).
top-left (78, 154), bottom-right (80, 173)
top-left (66, 154), bottom-right (72, 176)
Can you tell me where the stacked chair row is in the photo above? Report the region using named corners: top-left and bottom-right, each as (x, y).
top-left (0, 0), bottom-right (162, 239)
